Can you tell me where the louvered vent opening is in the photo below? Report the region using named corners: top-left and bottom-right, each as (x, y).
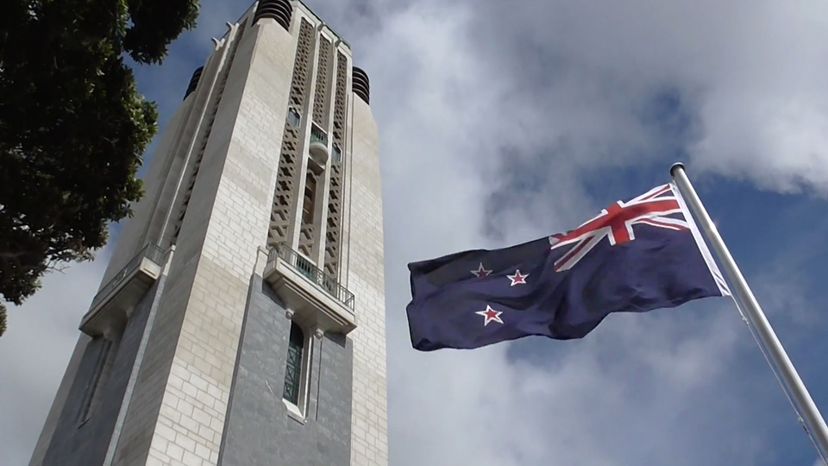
top-left (254, 0), bottom-right (292, 30)
top-left (352, 67), bottom-right (370, 104)
top-left (183, 66), bottom-right (203, 99)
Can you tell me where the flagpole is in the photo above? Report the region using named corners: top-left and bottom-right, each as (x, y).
top-left (670, 162), bottom-right (828, 463)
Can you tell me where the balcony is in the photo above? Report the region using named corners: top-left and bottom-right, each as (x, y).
top-left (263, 245), bottom-right (356, 334)
top-left (80, 244), bottom-right (167, 336)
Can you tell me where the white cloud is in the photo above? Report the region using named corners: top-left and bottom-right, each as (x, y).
top-left (471, 0), bottom-right (828, 195)
top-left (0, 251), bottom-right (109, 466)
top-left (386, 297), bottom-right (776, 465)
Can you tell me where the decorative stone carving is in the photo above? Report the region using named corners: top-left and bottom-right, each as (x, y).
top-left (323, 52), bottom-right (349, 278)
top-left (312, 38), bottom-right (332, 127)
top-left (172, 22), bottom-right (247, 243)
top-left (269, 19), bottom-right (315, 249)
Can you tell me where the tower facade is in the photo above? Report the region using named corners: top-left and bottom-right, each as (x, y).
top-left (30, 1), bottom-right (387, 464)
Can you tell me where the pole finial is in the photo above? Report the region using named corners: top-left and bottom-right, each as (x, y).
top-left (670, 162), bottom-right (686, 177)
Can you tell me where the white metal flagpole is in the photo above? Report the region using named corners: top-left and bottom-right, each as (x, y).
top-left (670, 162), bottom-right (828, 463)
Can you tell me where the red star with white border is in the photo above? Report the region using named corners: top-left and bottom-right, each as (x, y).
top-left (507, 269), bottom-right (529, 286)
top-left (475, 305), bottom-right (504, 326)
top-left (470, 262), bottom-right (492, 278)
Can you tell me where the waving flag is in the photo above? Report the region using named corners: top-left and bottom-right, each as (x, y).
top-left (406, 183), bottom-right (730, 351)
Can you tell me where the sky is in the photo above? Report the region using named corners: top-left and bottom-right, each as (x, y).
top-left (3, 0), bottom-right (828, 465)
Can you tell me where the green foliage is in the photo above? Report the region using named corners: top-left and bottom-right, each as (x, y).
top-left (124, 0), bottom-right (200, 64)
top-left (0, 0), bottom-right (198, 335)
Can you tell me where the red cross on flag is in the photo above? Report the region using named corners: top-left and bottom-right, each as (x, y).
top-left (549, 184), bottom-right (689, 272)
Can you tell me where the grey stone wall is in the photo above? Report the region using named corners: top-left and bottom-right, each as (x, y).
top-left (219, 275), bottom-right (352, 466)
top-left (39, 281), bottom-right (159, 466)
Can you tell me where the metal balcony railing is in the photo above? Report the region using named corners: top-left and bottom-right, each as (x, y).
top-left (266, 246), bottom-right (355, 311)
top-left (309, 124), bottom-right (328, 146)
top-left (90, 244), bottom-right (167, 311)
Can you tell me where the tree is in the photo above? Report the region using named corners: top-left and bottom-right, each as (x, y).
top-left (0, 0), bottom-right (199, 335)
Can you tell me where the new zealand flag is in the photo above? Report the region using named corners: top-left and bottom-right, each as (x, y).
top-left (406, 183), bottom-right (730, 351)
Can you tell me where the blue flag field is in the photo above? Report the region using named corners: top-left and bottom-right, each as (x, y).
top-left (406, 183), bottom-right (731, 351)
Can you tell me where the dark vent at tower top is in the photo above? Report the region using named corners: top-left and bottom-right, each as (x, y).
top-left (183, 66), bottom-right (203, 100)
top-left (352, 67), bottom-right (370, 104)
top-left (254, 0), bottom-right (292, 30)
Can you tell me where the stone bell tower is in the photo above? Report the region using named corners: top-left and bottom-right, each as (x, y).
top-left (30, 1), bottom-right (387, 464)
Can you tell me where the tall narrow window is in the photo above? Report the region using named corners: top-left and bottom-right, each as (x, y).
top-left (332, 143), bottom-right (342, 163)
top-left (302, 172), bottom-right (316, 225)
top-left (283, 322), bottom-right (305, 406)
top-left (298, 167), bottom-right (320, 259)
top-left (287, 108), bottom-right (301, 127)
top-left (78, 339), bottom-right (112, 425)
